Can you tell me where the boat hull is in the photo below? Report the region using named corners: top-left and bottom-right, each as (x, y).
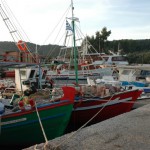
top-left (0, 86), bottom-right (76, 147)
top-left (0, 102), bottom-right (73, 147)
top-left (67, 89), bottom-right (142, 130)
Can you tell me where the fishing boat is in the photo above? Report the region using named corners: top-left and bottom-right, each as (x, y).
top-left (101, 50), bottom-right (129, 66)
top-left (118, 65), bottom-right (150, 96)
top-left (0, 3), bottom-right (76, 147)
top-left (0, 57), bottom-right (75, 148)
top-left (68, 87), bottom-right (142, 129)
top-left (0, 63), bottom-right (75, 147)
top-left (0, 61), bottom-right (75, 148)
top-left (0, 86), bottom-right (75, 147)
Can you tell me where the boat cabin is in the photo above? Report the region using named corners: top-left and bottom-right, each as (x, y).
top-left (118, 65), bottom-right (150, 87)
top-left (15, 66), bottom-right (49, 91)
top-left (102, 55), bottom-right (128, 66)
top-left (82, 53), bottom-right (128, 66)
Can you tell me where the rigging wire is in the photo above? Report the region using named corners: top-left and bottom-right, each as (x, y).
top-left (0, 0), bottom-right (38, 63)
top-left (44, 32), bottom-right (67, 63)
top-left (42, 4), bottom-right (71, 45)
top-left (75, 24), bottom-right (106, 66)
top-left (40, 4), bottom-right (72, 62)
top-left (2, 0), bottom-right (24, 41)
top-left (1, 1), bottom-right (33, 50)
top-left (44, 22), bottom-right (67, 62)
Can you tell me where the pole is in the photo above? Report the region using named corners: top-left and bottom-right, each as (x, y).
top-left (99, 37), bottom-right (100, 53)
top-left (18, 68), bottom-right (23, 95)
top-left (71, 0), bottom-right (78, 85)
top-left (38, 59), bottom-right (42, 89)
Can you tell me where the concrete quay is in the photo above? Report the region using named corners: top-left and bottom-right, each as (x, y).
top-left (25, 103), bottom-right (150, 150)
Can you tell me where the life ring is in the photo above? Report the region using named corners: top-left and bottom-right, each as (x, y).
top-left (17, 40), bottom-right (27, 52)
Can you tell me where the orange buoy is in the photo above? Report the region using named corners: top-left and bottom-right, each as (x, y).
top-left (17, 40), bottom-right (27, 52)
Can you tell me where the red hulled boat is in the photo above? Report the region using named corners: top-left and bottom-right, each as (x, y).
top-left (67, 89), bottom-right (142, 130)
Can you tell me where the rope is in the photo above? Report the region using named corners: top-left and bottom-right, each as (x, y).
top-left (34, 100), bottom-right (61, 150)
top-left (53, 94), bottom-right (115, 149)
top-left (35, 101), bottom-right (48, 143)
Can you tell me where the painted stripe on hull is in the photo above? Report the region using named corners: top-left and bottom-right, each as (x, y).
top-left (2, 100), bottom-right (71, 118)
top-left (1, 118), bottom-right (27, 126)
top-left (73, 97), bottom-right (132, 111)
top-left (1, 113), bottom-right (66, 129)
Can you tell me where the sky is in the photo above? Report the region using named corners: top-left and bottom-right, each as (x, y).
top-left (0, 0), bottom-right (150, 45)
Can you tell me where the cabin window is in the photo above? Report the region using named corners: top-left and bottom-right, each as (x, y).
top-left (141, 70), bottom-right (150, 76)
top-left (29, 70), bottom-right (35, 78)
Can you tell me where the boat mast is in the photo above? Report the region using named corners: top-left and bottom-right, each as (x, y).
top-left (71, 0), bottom-right (78, 85)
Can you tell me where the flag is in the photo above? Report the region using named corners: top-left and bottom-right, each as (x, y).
top-left (66, 20), bottom-right (73, 32)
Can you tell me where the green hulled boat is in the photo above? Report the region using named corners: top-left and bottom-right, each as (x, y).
top-left (0, 86), bottom-right (75, 147)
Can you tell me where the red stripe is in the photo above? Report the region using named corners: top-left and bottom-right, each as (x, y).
top-left (2, 100), bottom-right (72, 119)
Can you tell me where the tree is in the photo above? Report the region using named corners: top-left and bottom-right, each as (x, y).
top-left (95, 27), bottom-right (111, 53)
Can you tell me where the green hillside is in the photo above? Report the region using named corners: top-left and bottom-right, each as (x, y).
top-left (0, 41), bottom-right (61, 58)
top-left (1, 39), bottom-right (150, 64)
